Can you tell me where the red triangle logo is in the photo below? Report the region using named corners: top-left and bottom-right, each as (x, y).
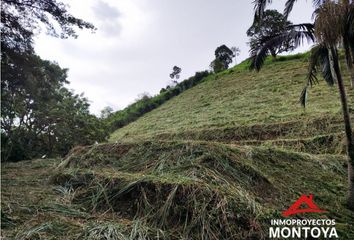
top-left (282, 194), bottom-right (327, 217)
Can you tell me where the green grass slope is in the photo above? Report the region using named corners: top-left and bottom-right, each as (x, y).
top-left (2, 55), bottom-right (354, 239)
top-left (110, 56), bottom-right (353, 154)
top-left (2, 143), bottom-right (353, 239)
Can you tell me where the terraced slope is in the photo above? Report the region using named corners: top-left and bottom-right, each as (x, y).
top-left (110, 56), bottom-right (353, 154)
top-left (3, 142), bottom-right (353, 239)
top-left (2, 55), bottom-right (354, 239)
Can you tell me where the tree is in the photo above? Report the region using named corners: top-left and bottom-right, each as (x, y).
top-left (252, 0), bottom-right (326, 21)
top-left (210, 45), bottom-right (234, 73)
top-left (210, 58), bottom-right (225, 73)
top-left (309, 1), bottom-right (354, 209)
top-left (100, 106), bottom-right (114, 119)
top-left (1, 55), bottom-right (108, 161)
top-left (1, 0), bottom-right (104, 161)
top-left (231, 47), bottom-right (241, 65)
top-left (1, 0), bottom-right (95, 52)
top-left (253, 0), bottom-right (354, 87)
top-left (247, 9), bottom-right (294, 59)
top-left (170, 66), bottom-right (182, 84)
top-left (250, 0), bottom-right (354, 210)
top-left (342, 1), bottom-right (354, 88)
top-left (216, 45), bottom-right (234, 69)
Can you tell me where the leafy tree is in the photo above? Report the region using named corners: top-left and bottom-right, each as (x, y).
top-left (1, 0), bottom-right (95, 52)
top-left (215, 45), bottom-right (234, 69)
top-left (170, 66), bottom-right (182, 85)
top-left (100, 106), bottom-right (114, 119)
top-left (210, 58), bottom-right (225, 73)
top-left (250, 0), bottom-right (354, 210)
top-left (247, 9), bottom-right (294, 59)
top-left (231, 46), bottom-right (241, 65)
top-left (1, 54), bottom-right (108, 161)
top-left (1, 0), bottom-right (105, 161)
top-left (253, 0), bottom-right (353, 86)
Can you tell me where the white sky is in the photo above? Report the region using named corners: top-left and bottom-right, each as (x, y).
top-left (34, 0), bottom-right (315, 114)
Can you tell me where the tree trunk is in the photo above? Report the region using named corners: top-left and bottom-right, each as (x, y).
top-left (328, 48), bottom-right (338, 84)
top-left (330, 46), bottom-right (354, 210)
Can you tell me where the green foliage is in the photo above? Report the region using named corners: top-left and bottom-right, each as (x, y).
top-left (0, 0), bottom-right (103, 161)
top-left (247, 9), bottom-right (294, 58)
top-left (210, 45), bottom-right (234, 72)
top-left (100, 106), bottom-right (114, 119)
top-left (1, 53), bottom-right (109, 161)
top-left (1, 0), bottom-right (95, 54)
top-left (2, 56), bottom-right (354, 239)
top-left (169, 65), bottom-right (182, 80)
top-left (210, 58), bottom-right (225, 73)
top-left (249, 23), bottom-right (315, 71)
top-left (105, 71), bottom-right (210, 132)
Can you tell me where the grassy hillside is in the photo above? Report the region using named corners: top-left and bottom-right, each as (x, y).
top-left (2, 54), bottom-right (354, 239)
top-left (110, 55), bottom-right (353, 154)
top-left (2, 143), bottom-right (354, 239)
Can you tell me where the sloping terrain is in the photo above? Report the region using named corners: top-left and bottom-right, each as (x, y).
top-left (110, 56), bottom-right (353, 154)
top-left (2, 55), bottom-right (354, 239)
top-left (2, 143), bottom-right (354, 239)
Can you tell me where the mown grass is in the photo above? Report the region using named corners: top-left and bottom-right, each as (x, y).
top-left (110, 54), bottom-right (353, 152)
top-left (2, 53), bottom-right (354, 239)
top-left (3, 141), bottom-right (354, 239)
top-left (32, 142), bottom-right (354, 238)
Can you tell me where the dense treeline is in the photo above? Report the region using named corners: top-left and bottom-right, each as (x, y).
top-left (1, 51), bottom-right (109, 161)
top-left (1, 0), bottom-right (108, 161)
top-left (105, 71), bottom-right (210, 132)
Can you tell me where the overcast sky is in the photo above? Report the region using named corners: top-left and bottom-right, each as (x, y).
top-left (34, 0), bottom-right (314, 114)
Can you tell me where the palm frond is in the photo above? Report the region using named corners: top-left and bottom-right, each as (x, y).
top-left (346, 4), bottom-right (354, 56)
top-left (299, 86), bottom-right (308, 107)
top-left (312, 0), bottom-right (326, 9)
top-left (284, 0), bottom-right (298, 18)
top-left (309, 44), bottom-right (335, 86)
top-left (250, 24), bottom-right (315, 71)
top-left (319, 49), bottom-right (335, 86)
top-left (300, 44), bottom-right (335, 107)
top-left (253, 0), bottom-right (272, 22)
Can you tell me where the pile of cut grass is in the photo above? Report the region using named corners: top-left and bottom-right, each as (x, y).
top-left (45, 141), bottom-right (353, 239)
top-left (2, 54), bottom-right (354, 239)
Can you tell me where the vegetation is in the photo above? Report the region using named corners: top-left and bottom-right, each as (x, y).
top-left (1, 0), bottom-right (108, 161)
top-left (110, 54), bottom-right (351, 144)
top-left (247, 9), bottom-right (294, 59)
top-left (231, 46), bottom-right (241, 65)
top-left (1, 0), bottom-right (354, 239)
top-left (251, 0), bottom-right (354, 210)
top-left (169, 66), bottom-right (182, 82)
top-left (210, 45), bottom-right (235, 73)
top-left (105, 71), bottom-right (210, 132)
top-left (2, 52), bottom-right (354, 239)
top-left (2, 140), bottom-right (354, 239)
top-left (1, 53), bottom-right (108, 161)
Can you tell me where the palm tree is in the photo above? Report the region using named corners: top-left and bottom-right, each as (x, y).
top-left (342, 1), bottom-right (354, 88)
top-left (250, 1), bottom-right (354, 209)
top-left (253, 0), bottom-right (326, 20)
top-left (253, 0), bottom-right (354, 87)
